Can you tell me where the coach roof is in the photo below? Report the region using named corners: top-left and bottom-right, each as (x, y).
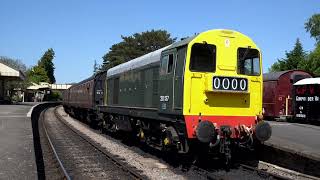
top-left (263, 70), bottom-right (291, 81)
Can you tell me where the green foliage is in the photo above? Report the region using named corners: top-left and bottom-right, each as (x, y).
top-left (305, 13), bottom-right (320, 44)
top-left (93, 60), bottom-right (100, 74)
top-left (38, 48), bottom-right (55, 83)
top-left (45, 91), bottom-right (62, 101)
top-left (101, 29), bottom-right (176, 71)
top-left (269, 39), bottom-right (307, 72)
top-left (27, 48), bottom-right (56, 84)
top-left (303, 44), bottom-right (320, 76)
top-left (26, 66), bottom-right (50, 84)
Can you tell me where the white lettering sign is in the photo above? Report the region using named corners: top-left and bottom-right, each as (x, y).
top-left (160, 96), bottom-right (169, 102)
top-left (296, 96), bottom-right (320, 102)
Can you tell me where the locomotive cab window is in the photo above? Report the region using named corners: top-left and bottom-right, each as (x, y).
top-left (189, 43), bottom-right (216, 72)
top-left (238, 48), bottom-right (260, 76)
top-left (160, 53), bottom-right (174, 74)
top-left (167, 54), bottom-right (174, 73)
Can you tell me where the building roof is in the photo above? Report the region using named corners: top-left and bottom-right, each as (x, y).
top-left (27, 82), bottom-right (72, 90)
top-left (294, 77), bottom-right (320, 85)
top-left (0, 62), bottom-right (25, 81)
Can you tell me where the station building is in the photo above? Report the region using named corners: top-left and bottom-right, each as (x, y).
top-left (0, 62), bottom-right (25, 103)
top-left (26, 82), bottom-right (72, 102)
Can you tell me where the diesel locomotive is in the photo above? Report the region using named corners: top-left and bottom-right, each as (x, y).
top-left (63, 29), bottom-right (272, 163)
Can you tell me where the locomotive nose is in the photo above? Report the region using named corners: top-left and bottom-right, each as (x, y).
top-left (255, 121), bottom-right (272, 142)
top-left (196, 121), bottom-right (217, 143)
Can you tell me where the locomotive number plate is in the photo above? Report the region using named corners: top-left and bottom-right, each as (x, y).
top-left (212, 76), bottom-right (248, 92)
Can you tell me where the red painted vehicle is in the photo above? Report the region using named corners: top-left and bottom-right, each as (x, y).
top-left (63, 77), bottom-right (95, 120)
top-left (263, 70), bottom-right (312, 120)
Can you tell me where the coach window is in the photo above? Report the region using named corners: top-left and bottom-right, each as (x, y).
top-left (189, 43), bottom-right (216, 72)
top-left (238, 48), bottom-right (260, 76)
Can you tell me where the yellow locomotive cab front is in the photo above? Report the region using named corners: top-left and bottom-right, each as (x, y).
top-left (182, 29), bottom-right (270, 142)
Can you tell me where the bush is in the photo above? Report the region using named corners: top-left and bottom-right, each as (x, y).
top-left (45, 91), bottom-right (62, 101)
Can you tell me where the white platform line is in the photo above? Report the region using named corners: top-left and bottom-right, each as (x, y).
top-left (26, 104), bottom-right (40, 117)
top-left (0, 115), bottom-right (26, 118)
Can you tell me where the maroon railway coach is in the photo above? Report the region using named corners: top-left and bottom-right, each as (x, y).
top-left (263, 70), bottom-right (312, 120)
top-left (63, 77), bottom-right (95, 119)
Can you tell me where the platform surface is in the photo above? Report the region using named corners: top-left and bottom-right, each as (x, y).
top-left (0, 104), bottom-right (38, 179)
top-left (266, 121), bottom-right (320, 160)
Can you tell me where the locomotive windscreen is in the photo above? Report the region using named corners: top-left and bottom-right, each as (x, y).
top-left (189, 43), bottom-right (216, 72)
top-left (294, 84), bottom-right (320, 121)
top-left (238, 48), bottom-right (260, 76)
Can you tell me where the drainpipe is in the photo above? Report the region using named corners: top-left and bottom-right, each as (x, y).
top-left (285, 95), bottom-right (291, 116)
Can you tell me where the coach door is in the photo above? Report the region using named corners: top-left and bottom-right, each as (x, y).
top-left (173, 46), bottom-right (186, 110)
top-left (94, 72), bottom-right (106, 106)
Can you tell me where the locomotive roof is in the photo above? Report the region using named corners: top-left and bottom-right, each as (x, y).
top-left (106, 36), bottom-right (196, 77)
top-left (263, 70), bottom-right (310, 81)
top-left (294, 77), bottom-right (320, 85)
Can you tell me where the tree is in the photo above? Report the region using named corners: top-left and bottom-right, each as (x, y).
top-left (38, 48), bottom-right (55, 83)
top-left (93, 60), bottom-right (100, 74)
top-left (302, 44), bottom-right (320, 76)
top-left (26, 66), bottom-right (50, 84)
top-left (101, 29), bottom-right (176, 71)
top-left (305, 13), bottom-right (320, 44)
top-left (269, 38), bottom-right (307, 72)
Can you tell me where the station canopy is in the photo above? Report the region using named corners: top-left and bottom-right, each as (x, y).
top-left (0, 62), bottom-right (25, 81)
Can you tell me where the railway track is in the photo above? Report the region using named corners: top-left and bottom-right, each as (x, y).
top-left (40, 105), bottom-right (319, 180)
top-left (41, 107), bottom-right (146, 179)
top-left (189, 163), bottom-right (288, 180)
top-left (191, 162), bottom-right (319, 180)
top-left (188, 151), bottom-right (320, 180)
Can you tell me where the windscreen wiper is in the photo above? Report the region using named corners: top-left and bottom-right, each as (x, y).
top-left (241, 46), bottom-right (251, 62)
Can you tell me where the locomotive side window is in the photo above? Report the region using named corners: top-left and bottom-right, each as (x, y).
top-left (160, 55), bottom-right (168, 75)
top-left (160, 54), bottom-right (174, 74)
top-left (189, 43), bottom-right (216, 72)
top-left (238, 48), bottom-right (260, 76)
top-left (167, 54), bottom-right (174, 73)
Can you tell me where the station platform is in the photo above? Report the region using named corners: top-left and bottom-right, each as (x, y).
top-left (266, 121), bottom-right (320, 161)
top-left (0, 103), bottom-right (38, 179)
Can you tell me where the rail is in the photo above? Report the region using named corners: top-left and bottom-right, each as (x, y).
top-left (41, 108), bottom-right (71, 180)
top-left (52, 106), bottom-right (145, 180)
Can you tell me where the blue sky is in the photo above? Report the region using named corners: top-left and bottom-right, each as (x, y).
top-left (0, 0), bottom-right (319, 83)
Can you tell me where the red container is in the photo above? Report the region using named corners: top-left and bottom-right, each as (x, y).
top-left (263, 70), bottom-right (312, 119)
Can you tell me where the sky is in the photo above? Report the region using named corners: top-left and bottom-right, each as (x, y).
top-left (0, 0), bottom-right (319, 83)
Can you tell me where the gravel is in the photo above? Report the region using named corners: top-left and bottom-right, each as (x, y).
top-left (46, 108), bottom-right (132, 179)
top-left (57, 106), bottom-right (191, 180)
top-left (257, 161), bottom-right (319, 180)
